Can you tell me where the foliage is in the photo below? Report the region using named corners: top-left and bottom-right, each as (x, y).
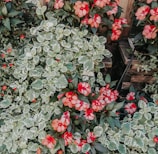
top-left (132, 0), bottom-right (158, 53)
top-left (0, 14), bottom-right (112, 153)
top-left (98, 100), bottom-right (158, 154)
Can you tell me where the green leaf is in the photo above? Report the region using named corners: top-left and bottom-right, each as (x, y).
top-left (113, 101), bottom-right (124, 111)
top-left (78, 56), bottom-right (89, 64)
top-left (8, 10), bottom-right (21, 17)
top-left (118, 143), bottom-right (126, 154)
top-left (31, 79), bottom-right (43, 90)
top-left (121, 122), bottom-right (131, 134)
top-left (83, 60), bottom-right (94, 71)
top-left (1, 5), bottom-right (8, 16)
top-left (70, 143), bottom-right (78, 153)
top-left (59, 138), bottom-right (65, 152)
top-left (2, 18), bottom-right (11, 31)
top-left (93, 126), bottom-right (103, 137)
top-left (91, 28), bottom-right (97, 34)
top-left (94, 142), bottom-right (108, 153)
top-left (148, 148), bottom-right (157, 154)
top-left (107, 141), bottom-right (117, 150)
top-left (105, 74), bottom-right (111, 83)
top-left (10, 18), bottom-right (24, 26)
top-left (82, 143), bottom-right (91, 153)
top-left (106, 102), bottom-right (115, 111)
top-left (135, 137), bottom-right (144, 148)
top-left (0, 99), bottom-right (11, 108)
top-left (107, 117), bottom-right (115, 129)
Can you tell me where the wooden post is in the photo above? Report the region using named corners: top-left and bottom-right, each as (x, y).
top-left (119, 0), bottom-right (135, 36)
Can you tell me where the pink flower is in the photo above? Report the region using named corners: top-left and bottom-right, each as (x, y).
top-left (62, 91), bottom-right (78, 108)
top-left (61, 111), bottom-right (70, 126)
top-left (111, 29), bottom-right (121, 40)
top-left (88, 14), bottom-right (101, 28)
top-left (87, 132), bottom-right (96, 143)
top-left (92, 100), bottom-right (104, 112)
top-left (4, 0), bottom-right (12, 2)
top-left (142, 25), bottom-right (157, 39)
top-left (81, 17), bottom-right (89, 25)
top-left (75, 100), bottom-right (90, 111)
top-left (42, 135), bottom-right (56, 149)
top-left (147, 0), bottom-right (155, 4)
top-left (57, 92), bottom-right (65, 100)
top-left (84, 108), bottom-right (95, 120)
top-left (74, 1), bottom-right (89, 18)
top-left (62, 132), bottom-right (73, 146)
top-left (126, 92), bottom-right (135, 101)
top-left (124, 103), bottom-right (137, 114)
top-left (74, 139), bottom-right (87, 151)
top-left (135, 5), bottom-right (150, 20)
top-left (150, 8), bottom-right (158, 21)
top-left (78, 82), bottom-right (91, 96)
top-left (107, 2), bottom-right (118, 16)
top-left (54, 0), bottom-right (64, 9)
top-left (51, 119), bottom-right (67, 132)
top-left (94, 0), bottom-right (110, 8)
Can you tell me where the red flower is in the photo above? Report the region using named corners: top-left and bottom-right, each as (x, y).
top-left (74, 1), bottom-right (89, 18)
top-left (150, 7), bottom-right (158, 21)
top-left (52, 119), bottom-right (67, 133)
top-left (54, 0), bottom-right (64, 9)
top-left (61, 111), bottom-right (70, 126)
top-left (88, 14), bottom-right (101, 28)
top-left (94, 0), bottom-right (110, 8)
top-left (92, 100), bottom-right (104, 112)
top-left (124, 103), bottom-right (137, 114)
top-left (153, 136), bottom-right (158, 143)
top-left (87, 132), bottom-right (96, 143)
top-left (135, 5), bottom-right (150, 21)
top-left (84, 108), bottom-right (95, 120)
top-left (42, 135), bottom-right (56, 149)
top-left (1, 85), bottom-right (7, 91)
top-left (142, 25), bottom-right (157, 39)
top-left (62, 91), bottom-right (78, 108)
top-left (62, 132), bottom-right (73, 146)
top-left (126, 92), bottom-right (135, 101)
top-left (111, 29), bottom-right (122, 40)
top-left (74, 139), bottom-right (87, 151)
top-left (75, 100), bottom-right (90, 111)
top-left (78, 82), bottom-right (91, 96)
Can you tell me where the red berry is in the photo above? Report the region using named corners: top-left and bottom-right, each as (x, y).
top-left (1, 85), bottom-right (7, 91)
top-left (32, 99), bottom-right (37, 103)
top-left (7, 48), bottom-right (12, 53)
top-left (57, 150), bottom-right (63, 154)
top-left (153, 136), bottom-right (158, 143)
top-left (9, 63), bottom-right (14, 67)
top-left (13, 88), bottom-right (17, 91)
top-left (2, 64), bottom-right (7, 69)
top-left (1, 53), bottom-right (5, 58)
top-left (20, 34), bottom-right (25, 39)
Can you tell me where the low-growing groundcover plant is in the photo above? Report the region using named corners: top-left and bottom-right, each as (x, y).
top-left (0, 14), bottom-right (118, 153)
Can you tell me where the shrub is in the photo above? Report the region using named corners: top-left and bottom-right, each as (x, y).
top-left (0, 14), bottom-right (112, 153)
top-left (98, 100), bottom-right (158, 154)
